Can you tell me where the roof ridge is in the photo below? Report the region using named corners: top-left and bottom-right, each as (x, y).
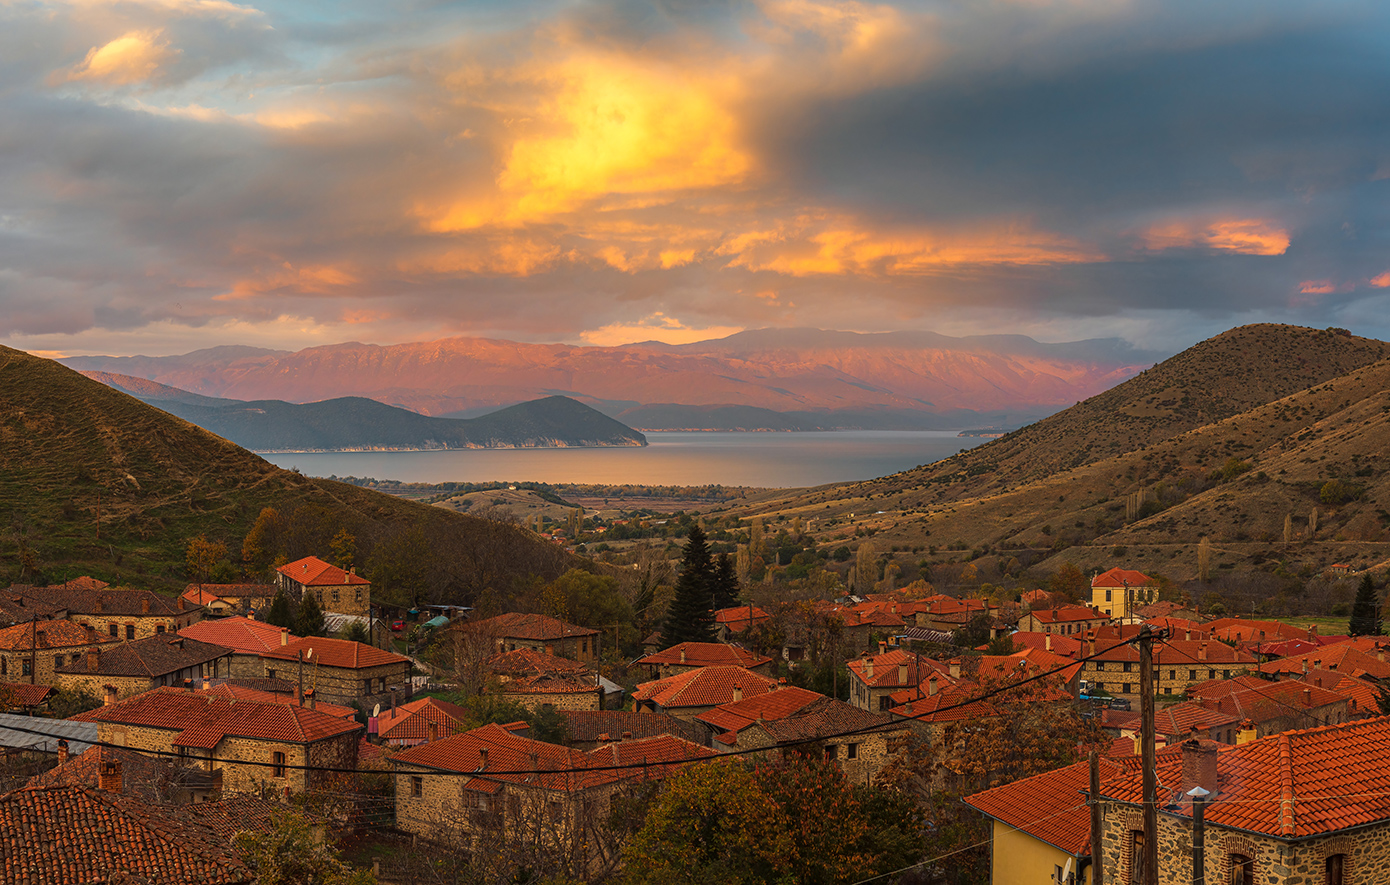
top-left (1278, 732), bottom-right (1295, 836)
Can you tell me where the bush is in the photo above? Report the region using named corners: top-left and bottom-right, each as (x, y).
top-left (1320, 480), bottom-right (1362, 506)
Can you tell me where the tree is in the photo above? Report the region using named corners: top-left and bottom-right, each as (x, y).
top-left (341, 620), bottom-right (369, 644)
top-left (1047, 562), bottom-right (1087, 601)
top-left (663, 525), bottom-right (716, 645)
top-left (711, 553), bottom-right (739, 610)
top-left (1349, 574), bottom-right (1383, 637)
top-left (329, 528), bottom-right (356, 570)
top-left (296, 592), bottom-right (327, 637)
top-left (242, 507), bottom-right (285, 576)
top-left (232, 809), bottom-right (376, 885)
top-left (265, 591), bottom-right (296, 630)
top-left (186, 534), bottom-right (228, 584)
top-left (622, 758), bottom-right (920, 885)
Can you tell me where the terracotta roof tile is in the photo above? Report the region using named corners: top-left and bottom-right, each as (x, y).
top-left (487, 647), bottom-right (590, 677)
top-left (502, 672), bottom-right (599, 694)
top-left (72, 686), bottom-right (362, 745)
top-left (391, 722), bottom-right (607, 790)
top-left (1102, 701), bottom-right (1241, 739)
top-left (1258, 644), bottom-right (1390, 680)
top-left (847, 648), bottom-right (950, 690)
top-left (1028, 605), bottom-right (1109, 624)
top-left (0, 786), bottom-right (250, 884)
top-left (0, 682), bottom-right (54, 708)
top-left (1203, 618), bottom-right (1314, 643)
top-left (195, 683), bottom-right (357, 721)
top-left (467, 611), bottom-right (599, 641)
top-left (16, 585), bottom-right (193, 618)
top-left (1005, 632), bottom-right (1084, 658)
top-left (1091, 567), bottom-right (1155, 589)
top-left (586, 734), bottom-right (715, 776)
top-left (277, 556), bottom-right (370, 587)
top-left (1099, 718), bottom-right (1390, 838)
top-left (375, 697), bottom-right (471, 744)
top-left (636, 642), bottom-right (771, 670)
top-left (179, 616), bottom-right (294, 654)
top-left (1185, 675), bottom-right (1352, 725)
top-left (696, 686), bottom-right (824, 736)
top-left (55, 635), bottom-right (231, 679)
top-left (633, 666), bottom-right (777, 710)
top-left (966, 758), bottom-right (1131, 856)
top-left (754, 696), bottom-right (904, 743)
top-left (261, 635), bottom-right (411, 670)
top-left (556, 710), bottom-right (705, 746)
top-left (0, 618), bottom-right (116, 651)
top-left (713, 606), bottom-right (769, 632)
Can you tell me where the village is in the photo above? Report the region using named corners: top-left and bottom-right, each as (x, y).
top-left (0, 530), bottom-right (1386, 885)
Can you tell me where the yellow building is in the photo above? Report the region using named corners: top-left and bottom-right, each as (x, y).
top-left (1089, 568), bottom-right (1156, 621)
top-left (966, 758), bottom-right (1131, 885)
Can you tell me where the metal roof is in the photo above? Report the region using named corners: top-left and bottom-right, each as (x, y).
top-left (0, 713), bottom-right (99, 755)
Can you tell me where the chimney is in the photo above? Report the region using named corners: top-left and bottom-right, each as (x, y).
top-left (865, 658), bottom-right (874, 679)
top-left (178, 597), bottom-right (186, 611)
top-left (141, 597), bottom-right (150, 615)
top-left (304, 688), bottom-right (316, 710)
top-left (202, 678), bottom-right (211, 690)
top-left (1301, 659), bottom-right (1309, 674)
top-left (949, 658), bottom-right (961, 680)
top-left (621, 731), bottom-right (632, 741)
top-left (1302, 687), bottom-right (1312, 707)
top-left (1198, 644), bottom-right (1207, 662)
top-left (428, 720), bottom-right (440, 742)
top-left (281, 629), bottom-right (288, 647)
top-left (94, 599), bottom-right (102, 614)
top-left (1181, 739), bottom-right (1219, 796)
top-left (478, 747), bottom-right (488, 769)
top-left (1185, 629), bottom-right (1191, 641)
top-left (879, 640), bottom-right (887, 655)
top-left (733, 684), bottom-right (743, 703)
top-left (1045, 635), bottom-right (1052, 652)
top-left (545, 643), bottom-right (554, 656)
top-left (1379, 647), bottom-right (1386, 664)
top-left (84, 624), bottom-right (96, 644)
top-left (103, 684), bottom-right (117, 706)
top-left (928, 675), bottom-right (938, 696)
top-left (680, 648), bottom-right (687, 664)
top-left (898, 661), bottom-right (909, 685)
top-left (99, 756), bottom-right (123, 793)
top-left (57, 740), bottom-right (69, 766)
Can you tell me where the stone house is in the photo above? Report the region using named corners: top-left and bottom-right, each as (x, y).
top-left (1078, 639), bottom-right (1256, 700)
top-left (1258, 643), bottom-right (1390, 681)
top-left (181, 583), bottom-right (277, 617)
top-left (13, 585), bottom-right (204, 640)
top-left (1089, 567), bottom-right (1157, 620)
top-left (846, 648), bottom-right (955, 713)
top-left (1184, 674), bottom-right (1353, 737)
top-left (276, 555), bottom-right (371, 617)
top-left (391, 721), bottom-right (711, 875)
top-left (0, 619), bottom-right (120, 686)
top-left (178, 616), bottom-right (296, 678)
top-left (634, 641), bottom-right (773, 679)
top-left (259, 634), bottom-right (412, 707)
top-left (1017, 605), bottom-right (1112, 637)
top-left (554, 710), bottom-right (706, 751)
top-left (696, 686), bottom-right (908, 786)
top-left (72, 686), bottom-right (361, 794)
top-left (1094, 720), bottom-right (1390, 885)
top-left (462, 612), bottom-right (601, 664)
top-left (713, 605), bottom-right (769, 641)
top-left (632, 665), bottom-right (778, 722)
top-left (1100, 701), bottom-right (1243, 748)
top-left (372, 697), bottom-right (471, 746)
top-left (55, 634), bottom-right (234, 701)
top-left (499, 673), bottom-right (604, 712)
top-left (0, 783), bottom-right (253, 884)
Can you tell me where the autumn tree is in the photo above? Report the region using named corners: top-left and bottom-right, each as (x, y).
top-left (186, 535), bottom-right (228, 584)
top-left (1349, 573), bottom-right (1383, 637)
top-left (329, 528), bottom-right (356, 571)
top-left (623, 758), bottom-right (921, 885)
top-left (242, 507), bottom-right (285, 577)
top-left (232, 809), bottom-right (375, 885)
top-left (1047, 561), bottom-right (1087, 601)
top-left (663, 525), bottom-right (716, 645)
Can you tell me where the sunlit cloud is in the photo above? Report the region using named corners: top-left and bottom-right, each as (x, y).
top-left (1298, 280), bottom-right (1337, 295)
top-left (1136, 216), bottom-right (1289, 256)
top-left (580, 314), bottom-right (745, 347)
top-left (60, 30), bottom-right (178, 86)
top-left (1369, 272), bottom-right (1390, 288)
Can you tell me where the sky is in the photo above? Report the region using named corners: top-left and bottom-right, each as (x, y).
top-left (4, 0), bottom-right (1390, 357)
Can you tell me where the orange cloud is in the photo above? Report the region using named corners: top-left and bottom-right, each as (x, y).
top-left (61, 30), bottom-right (177, 86)
top-left (581, 314), bottom-right (744, 346)
top-left (1369, 271), bottom-right (1390, 288)
top-left (1298, 280), bottom-right (1336, 295)
top-left (1136, 216), bottom-right (1289, 256)
top-left (216, 262), bottom-right (360, 300)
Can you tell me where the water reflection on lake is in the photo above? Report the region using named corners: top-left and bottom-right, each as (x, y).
top-left (260, 431), bottom-right (989, 489)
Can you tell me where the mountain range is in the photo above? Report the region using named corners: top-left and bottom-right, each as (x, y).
top-left (60, 329), bottom-right (1167, 431)
top-left (79, 372), bottom-right (646, 451)
top-left (748, 324), bottom-right (1390, 583)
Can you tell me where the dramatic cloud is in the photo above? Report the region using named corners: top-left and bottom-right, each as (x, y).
top-left (3, 0), bottom-right (1390, 357)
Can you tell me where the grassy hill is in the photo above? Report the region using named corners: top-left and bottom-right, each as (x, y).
top-left (0, 347), bottom-right (582, 600)
top-left (732, 325), bottom-right (1390, 589)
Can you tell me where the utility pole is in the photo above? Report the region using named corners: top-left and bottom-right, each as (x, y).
top-left (1089, 749), bottom-right (1105, 885)
top-left (1139, 624), bottom-right (1157, 885)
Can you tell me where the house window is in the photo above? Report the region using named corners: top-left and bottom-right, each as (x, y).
top-left (272, 751), bottom-right (286, 778)
top-left (1169, 670), bottom-right (1176, 680)
top-left (1106, 589), bottom-right (1113, 602)
top-left (825, 744), bottom-right (838, 761)
top-left (1123, 683), bottom-right (1133, 694)
top-left (1, 657), bottom-right (6, 676)
top-left (54, 654), bottom-right (62, 669)
top-left (1230, 853), bottom-right (1254, 885)
top-left (378, 677), bottom-right (387, 693)
top-left (847, 743), bottom-right (859, 760)
top-left (411, 776), bottom-right (423, 798)
top-left (1190, 669), bottom-right (1198, 681)
top-left (125, 624), bottom-right (135, 640)
top-left (156, 625), bottom-right (165, 634)
top-left (109, 624), bottom-right (118, 637)
top-left (878, 696), bottom-right (891, 711)
top-left (70, 653), bottom-right (81, 663)
top-left (1209, 669), bottom-right (1216, 680)
top-left (1128, 831), bottom-right (1145, 885)
top-left (1326, 854), bottom-right (1345, 885)
top-left (267, 669), bottom-right (277, 680)
top-left (362, 679), bottom-right (372, 695)
top-left (333, 590), bottom-right (340, 604)
top-left (1096, 662), bottom-right (1106, 673)
top-left (1123, 662), bottom-right (1133, 673)
top-left (1224, 670), bottom-right (1232, 679)
top-left (355, 589), bottom-right (362, 602)
top-left (21, 661), bottom-right (31, 677)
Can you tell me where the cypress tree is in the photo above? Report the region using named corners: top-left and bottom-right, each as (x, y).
top-left (264, 591), bottom-right (295, 630)
top-left (295, 592), bottom-right (327, 638)
top-left (664, 525), bottom-right (716, 645)
top-left (1349, 574), bottom-right (1382, 637)
top-left (711, 552), bottom-right (739, 611)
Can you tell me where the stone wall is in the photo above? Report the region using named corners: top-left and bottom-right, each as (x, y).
top-left (260, 660), bottom-right (410, 706)
top-left (0, 638), bottom-right (113, 687)
top-left (504, 689), bottom-right (601, 713)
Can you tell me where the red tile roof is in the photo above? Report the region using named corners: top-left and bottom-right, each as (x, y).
top-left (1290, 669), bottom-right (1382, 715)
top-left (277, 556), bottom-right (370, 587)
top-left (1005, 632), bottom-right (1084, 658)
top-left (0, 682), bottom-right (54, 707)
top-left (713, 606), bottom-right (769, 632)
top-left (47, 576), bottom-right (110, 592)
top-left (262, 635), bottom-right (411, 670)
top-left (179, 616), bottom-right (294, 654)
top-left (633, 666), bottom-right (778, 710)
top-left (502, 672), bottom-right (599, 695)
top-left (586, 734), bottom-right (715, 775)
top-left (1203, 618), bottom-right (1314, 643)
top-left (0, 786), bottom-right (250, 884)
top-left (636, 642), bottom-right (771, 671)
top-left (375, 697), bottom-right (471, 744)
top-left (487, 647), bottom-right (590, 677)
top-left (555, 710), bottom-right (705, 746)
top-left (1099, 718), bottom-right (1390, 838)
top-left (1091, 567), bottom-right (1155, 588)
top-left (1258, 644), bottom-right (1390, 681)
top-left (183, 583), bottom-right (273, 602)
top-left (1088, 639), bottom-right (1257, 666)
top-left (695, 686), bottom-right (824, 739)
top-left (889, 682), bottom-right (995, 723)
top-left (1027, 605), bottom-right (1109, 624)
top-left (55, 635), bottom-right (231, 679)
top-left (966, 757), bottom-right (1133, 856)
top-left (72, 686), bottom-right (362, 745)
top-left (753, 696), bottom-right (904, 744)
top-left (1186, 675), bottom-right (1352, 725)
top-left (976, 648), bottom-right (1084, 685)
top-left (468, 611), bottom-right (599, 641)
top-left (0, 618), bottom-right (116, 651)
top-left (847, 648), bottom-right (939, 690)
top-left (391, 722), bottom-right (608, 790)
top-left (1102, 701), bottom-right (1241, 739)
top-left (195, 683), bottom-right (357, 720)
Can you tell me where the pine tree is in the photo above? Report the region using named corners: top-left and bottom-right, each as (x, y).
top-left (295, 592), bottom-right (327, 637)
top-left (264, 591), bottom-right (295, 630)
top-left (711, 552), bottom-right (739, 610)
top-left (1349, 574), bottom-right (1382, 637)
top-left (663, 525), bottom-right (716, 645)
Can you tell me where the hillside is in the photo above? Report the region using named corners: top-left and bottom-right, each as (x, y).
top-left (736, 325), bottom-right (1390, 584)
top-left (84, 373), bottom-right (646, 450)
top-left (61, 328), bottom-right (1165, 430)
top-left (0, 347), bottom-right (582, 599)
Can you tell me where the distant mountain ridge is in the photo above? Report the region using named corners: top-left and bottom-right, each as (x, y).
top-left (82, 372), bottom-right (646, 451)
top-left (61, 328), bottom-right (1166, 431)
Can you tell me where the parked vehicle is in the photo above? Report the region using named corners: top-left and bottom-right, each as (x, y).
top-left (391, 620), bottom-right (405, 632)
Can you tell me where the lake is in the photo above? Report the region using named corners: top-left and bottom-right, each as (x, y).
top-left (259, 431), bottom-right (990, 489)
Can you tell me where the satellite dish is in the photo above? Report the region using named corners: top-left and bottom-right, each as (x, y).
top-left (305, 648), bottom-right (314, 660)
top-left (1062, 859), bottom-right (1073, 884)
top-left (372, 703), bottom-right (381, 718)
